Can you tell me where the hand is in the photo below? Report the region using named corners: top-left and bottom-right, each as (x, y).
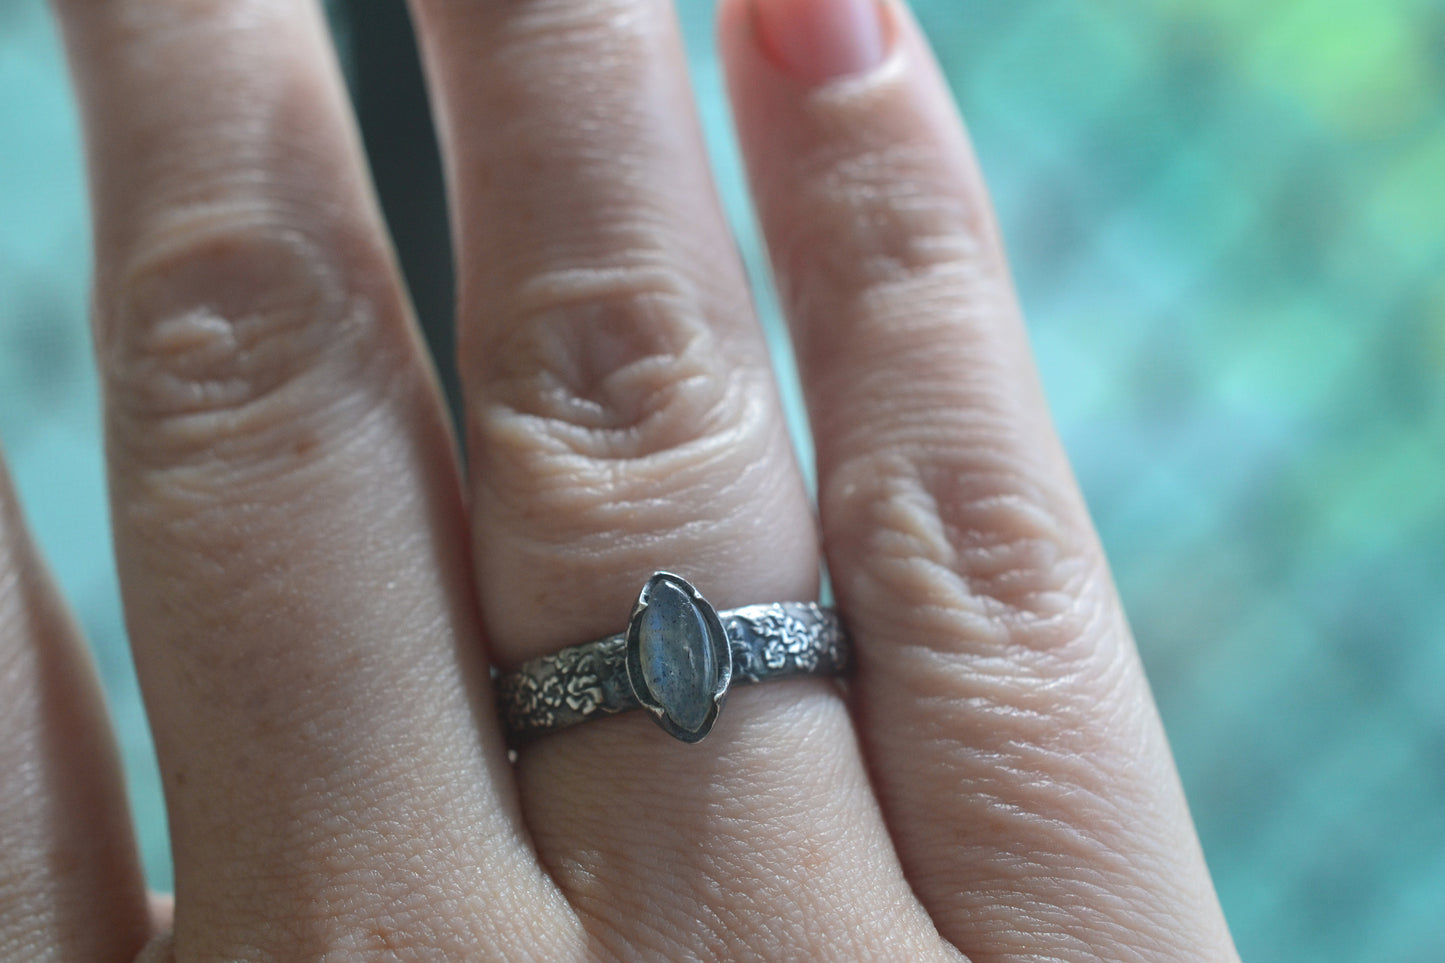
top-left (1, 0), bottom-right (1238, 959)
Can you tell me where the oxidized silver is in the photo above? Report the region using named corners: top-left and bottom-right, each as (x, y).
top-left (496, 572), bottom-right (849, 745)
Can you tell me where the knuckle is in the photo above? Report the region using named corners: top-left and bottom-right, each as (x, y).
top-left (822, 446), bottom-right (1107, 657)
top-left (101, 212), bottom-right (390, 464)
top-left (782, 142), bottom-right (995, 317)
top-left (468, 266), bottom-right (763, 472)
top-left (463, 268), bottom-right (812, 622)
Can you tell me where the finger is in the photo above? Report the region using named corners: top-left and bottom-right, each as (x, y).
top-left (146, 892), bottom-right (174, 937)
top-left (408, 0), bottom-right (948, 956)
top-left (53, 1), bottom-right (570, 955)
top-left (724, 0), bottom-right (1238, 959)
top-left (0, 460), bottom-right (148, 960)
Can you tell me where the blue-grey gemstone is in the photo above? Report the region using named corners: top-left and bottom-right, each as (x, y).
top-left (638, 578), bottom-right (718, 734)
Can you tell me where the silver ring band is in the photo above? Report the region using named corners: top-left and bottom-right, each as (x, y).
top-left (495, 572), bottom-right (849, 744)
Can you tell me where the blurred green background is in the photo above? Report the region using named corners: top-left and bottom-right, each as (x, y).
top-left (2, 0), bottom-right (1443, 959)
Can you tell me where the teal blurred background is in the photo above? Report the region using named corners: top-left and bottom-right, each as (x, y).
top-left (2, 0), bottom-right (1443, 958)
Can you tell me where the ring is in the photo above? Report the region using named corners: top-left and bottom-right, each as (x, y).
top-left (495, 572), bottom-right (850, 744)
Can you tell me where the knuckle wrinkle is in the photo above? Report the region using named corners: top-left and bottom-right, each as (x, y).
top-left (102, 214), bottom-right (382, 458)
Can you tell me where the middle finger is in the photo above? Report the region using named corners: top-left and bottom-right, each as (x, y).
top-left (54, 0), bottom-right (566, 953)
top-left (409, 0), bottom-right (943, 955)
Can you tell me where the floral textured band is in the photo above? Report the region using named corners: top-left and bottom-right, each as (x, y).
top-left (495, 573), bottom-right (850, 745)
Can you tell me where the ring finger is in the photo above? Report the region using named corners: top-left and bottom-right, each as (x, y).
top-left (408, 0), bottom-right (945, 956)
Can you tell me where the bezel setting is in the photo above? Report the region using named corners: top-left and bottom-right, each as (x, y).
top-left (624, 572), bottom-right (732, 743)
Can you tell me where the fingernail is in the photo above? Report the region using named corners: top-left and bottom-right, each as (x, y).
top-left (753, 0), bottom-right (888, 86)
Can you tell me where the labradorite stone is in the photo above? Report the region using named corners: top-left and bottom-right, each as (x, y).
top-left (638, 579), bottom-right (717, 733)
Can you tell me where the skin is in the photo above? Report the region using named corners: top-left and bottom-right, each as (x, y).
top-left (0, 0), bottom-right (1239, 959)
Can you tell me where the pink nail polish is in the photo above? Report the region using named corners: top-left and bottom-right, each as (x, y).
top-left (754, 0), bottom-right (888, 86)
